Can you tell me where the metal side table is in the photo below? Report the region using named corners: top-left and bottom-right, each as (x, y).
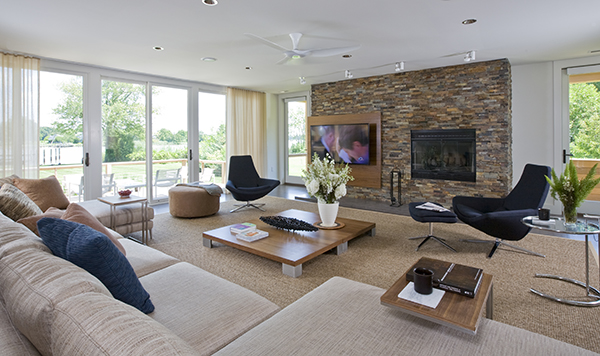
top-left (98, 195), bottom-right (149, 245)
top-left (522, 216), bottom-right (600, 307)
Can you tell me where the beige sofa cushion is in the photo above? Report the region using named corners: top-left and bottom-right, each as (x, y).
top-left (140, 262), bottom-right (280, 355)
top-left (0, 212), bottom-right (50, 259)
top-left (0, 184), bottom-right (43, 221)
top-left (121, 239), bottom-right (179, 278)
top-left (0, 301), bottom-right (40, 355)
top-left (0, 246), bottom-right (110, 355)
top-left (215, 277), bottom-right (597, 356)
top-left (13, 176), bottom-right (70, 212)
top-left (52, 293), bottom-right (198, 356)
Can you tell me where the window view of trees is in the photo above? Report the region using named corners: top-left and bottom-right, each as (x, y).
top-left (570, 81), bottom-right (600, 158)
top-left (40, 72), bottom-right (227, 192)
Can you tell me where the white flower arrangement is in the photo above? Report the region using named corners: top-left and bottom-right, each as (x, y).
top-left (301, 153), bottom-right (354, 204)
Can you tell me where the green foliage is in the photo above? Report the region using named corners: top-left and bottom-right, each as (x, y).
top-left (569, 83), bottom-right (600, 158)
top-left (546, 161), bottom-right (600, 211)
top-left (198, 124), bottom-right (226, 161)
top-left (290, 141), bottom-right (306, 154)
top-left (156, 129), bottom-right (187, 144)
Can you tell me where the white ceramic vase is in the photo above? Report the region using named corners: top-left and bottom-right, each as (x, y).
top-left (318, 201), bottom-right (339, 227)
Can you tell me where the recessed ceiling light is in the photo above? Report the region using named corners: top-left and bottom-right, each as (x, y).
top-left (153, 46), bottom-right (164, 51)
top-left (201, 57), bottom-right (217, 62)
top-left (245, 66), bottom-right (252, 70)
top-left (342, 54), bottom-right (352, 58)
top-left (202, 0), bottom-right (218, 6)
top-left (462, 19), bottom-right (477, 25)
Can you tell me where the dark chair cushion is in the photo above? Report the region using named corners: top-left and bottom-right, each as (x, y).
top-left (408, 202), bottom-right (457, 224)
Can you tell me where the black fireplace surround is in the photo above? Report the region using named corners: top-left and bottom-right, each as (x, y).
top-left (411, 129), bottom-right (476, 182)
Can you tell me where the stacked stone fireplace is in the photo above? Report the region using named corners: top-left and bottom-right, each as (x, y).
top-left (311, 59), bottom-right (513, 205)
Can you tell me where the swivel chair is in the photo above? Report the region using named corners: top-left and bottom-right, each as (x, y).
top-left (452, 163), bottom-right (551, 258)
top-left (226, 155), bottom-right (280, 213)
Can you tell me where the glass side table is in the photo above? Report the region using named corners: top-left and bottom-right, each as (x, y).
top-left (522, 216), bottom-right (600, 307)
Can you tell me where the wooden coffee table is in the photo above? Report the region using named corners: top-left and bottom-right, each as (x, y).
top-left (202, 209), bottom-right (376, 277)
top-left (380, 258), bottom-right (493, 335)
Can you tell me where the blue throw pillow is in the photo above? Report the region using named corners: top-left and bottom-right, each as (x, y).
top-left (37, 217), bottom-right (154, 314)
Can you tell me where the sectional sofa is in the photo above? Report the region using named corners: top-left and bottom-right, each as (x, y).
top-left (0, 176), bottom-right (597, 355)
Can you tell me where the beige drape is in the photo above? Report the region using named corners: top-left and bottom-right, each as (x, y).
top-left (226, 87), bottom-right (267, 175)
top-left (1, 53), bottom-right (40, 178)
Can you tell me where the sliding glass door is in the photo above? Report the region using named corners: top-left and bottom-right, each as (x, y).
top-left (284, 96), bottom-right (307, 184)
top-left (101, 79), bottom-right (147, 199)
top-left (150, 85), bottom-right (189, 203)
top-left (39, 71), bottom-right (85, 201)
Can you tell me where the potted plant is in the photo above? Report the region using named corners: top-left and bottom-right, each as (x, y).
top-left (546, 161), bottom-right (600, 223)
top-left (301, 153), bottom-right (354, 227)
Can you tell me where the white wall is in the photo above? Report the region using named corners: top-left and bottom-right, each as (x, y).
top-left (511, 62), bottom-right (554, 184)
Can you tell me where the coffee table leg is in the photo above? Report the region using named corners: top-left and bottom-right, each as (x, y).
top-left (486, 284), bottom-right (493, 319)
top-left (334, 242), bottom-right (348, 255)
top-left (202, 237), bottom-right (213, 248)
top-left (283, 263), bottom-right (302, 278)
top-left (368, 228), bottom-right (376, 236)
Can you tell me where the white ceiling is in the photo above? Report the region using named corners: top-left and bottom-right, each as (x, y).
top-left (1, 0), bottom-right (599, 94)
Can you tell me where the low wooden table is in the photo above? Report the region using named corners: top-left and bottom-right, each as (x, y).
top-left (202, 209), bottom-right (376, 277)
top-left (380, 258), bottom-right (493, 335)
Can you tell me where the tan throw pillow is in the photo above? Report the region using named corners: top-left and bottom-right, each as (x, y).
top-left (0, 184), bottom-right (43, 221)
top-left (62, 203), bottom-right (126, 256)
top-left (17, 207), bottom-right (65, 236)
top-left (14, 176), bottom-right (70, 212)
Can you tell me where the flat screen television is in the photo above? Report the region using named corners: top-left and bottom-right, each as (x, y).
top-left (309, 123), bottom-right (370, 165)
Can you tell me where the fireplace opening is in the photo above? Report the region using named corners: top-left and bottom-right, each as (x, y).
top-left (411, 129), bottom-right (476, 182)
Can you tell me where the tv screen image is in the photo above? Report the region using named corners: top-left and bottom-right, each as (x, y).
top-left (310, 124), bottom-right (370, 165)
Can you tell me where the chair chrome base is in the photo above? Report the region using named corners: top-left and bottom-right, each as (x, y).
top-left (230, 201), bottom-right (266, 213)
top-left (460, 238), bottom-right (545, 258)
top-left (409, 222), bottom-right (457, 252)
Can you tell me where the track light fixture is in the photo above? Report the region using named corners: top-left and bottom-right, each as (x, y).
top-left (395, 61), bottom-right (404, 72)
top-left (299, 76), bottom-right (306, 85)
top-left (464, 50), bottom-right (476, 62)
top-left (202, 0), bottom-right (218, 6)
top-left (345, 70), bottom-right (353, 79)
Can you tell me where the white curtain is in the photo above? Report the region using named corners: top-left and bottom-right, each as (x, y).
top-left (226, 87), bottom-right (267, 175)
top-left (0, 53), bottom-right (40, 179)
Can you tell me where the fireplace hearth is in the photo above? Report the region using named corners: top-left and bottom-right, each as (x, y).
top-left (411, 129), bottom-right (476, 182)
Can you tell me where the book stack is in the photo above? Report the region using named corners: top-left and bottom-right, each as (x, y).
top-left (230, 223), bottom-right (256, 234)
top-left (230, 222), bottom-right (269, 242)
top-left (405, 257), bottom-right (483, 298)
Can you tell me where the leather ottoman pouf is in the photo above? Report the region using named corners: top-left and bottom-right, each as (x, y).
top-left (169, 186), bottom-right (220, 218)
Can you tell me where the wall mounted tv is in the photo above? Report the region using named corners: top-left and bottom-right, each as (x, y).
top-left (309, 123), bottom-right (370, 165)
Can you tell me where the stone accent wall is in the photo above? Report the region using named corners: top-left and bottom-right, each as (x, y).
top-left (310, 59), bottom-right (512, 205)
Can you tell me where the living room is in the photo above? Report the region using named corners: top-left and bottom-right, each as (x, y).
top-left (2, 1), bottom-right (600, 355)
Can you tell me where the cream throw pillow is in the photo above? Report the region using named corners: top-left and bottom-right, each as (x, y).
top-left (14, 176), bottom-right (70, 212)
top-left (0, 184), bottom-right (43, 221)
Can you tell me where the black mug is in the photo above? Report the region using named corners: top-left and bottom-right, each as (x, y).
top-left (538, 208), bottom-right (550, 221)
top-left (413, 267), bottom-right (434, 295)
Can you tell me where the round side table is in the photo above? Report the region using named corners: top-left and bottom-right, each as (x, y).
top-left (522, 215), bottom-right (600, 307)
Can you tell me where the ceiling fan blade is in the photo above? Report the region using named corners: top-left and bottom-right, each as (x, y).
top-left (289, 33), bottom-right (302, 50)
top-left (309, 45), bottom-right (361, 57)
top-left (276, 56), bottom-right (292, 65)
top-left (245, 33), bottom-right (289, 52)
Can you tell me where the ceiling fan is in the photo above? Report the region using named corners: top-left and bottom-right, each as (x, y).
top-left (245, 32), bottom-right (360, 64)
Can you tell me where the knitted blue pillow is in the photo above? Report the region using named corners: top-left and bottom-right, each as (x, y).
top-left (37, 217), bottom-right (154, 314)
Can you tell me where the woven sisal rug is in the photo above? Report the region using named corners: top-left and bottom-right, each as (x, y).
top-left (140, 196), bottom-right (600, 353)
